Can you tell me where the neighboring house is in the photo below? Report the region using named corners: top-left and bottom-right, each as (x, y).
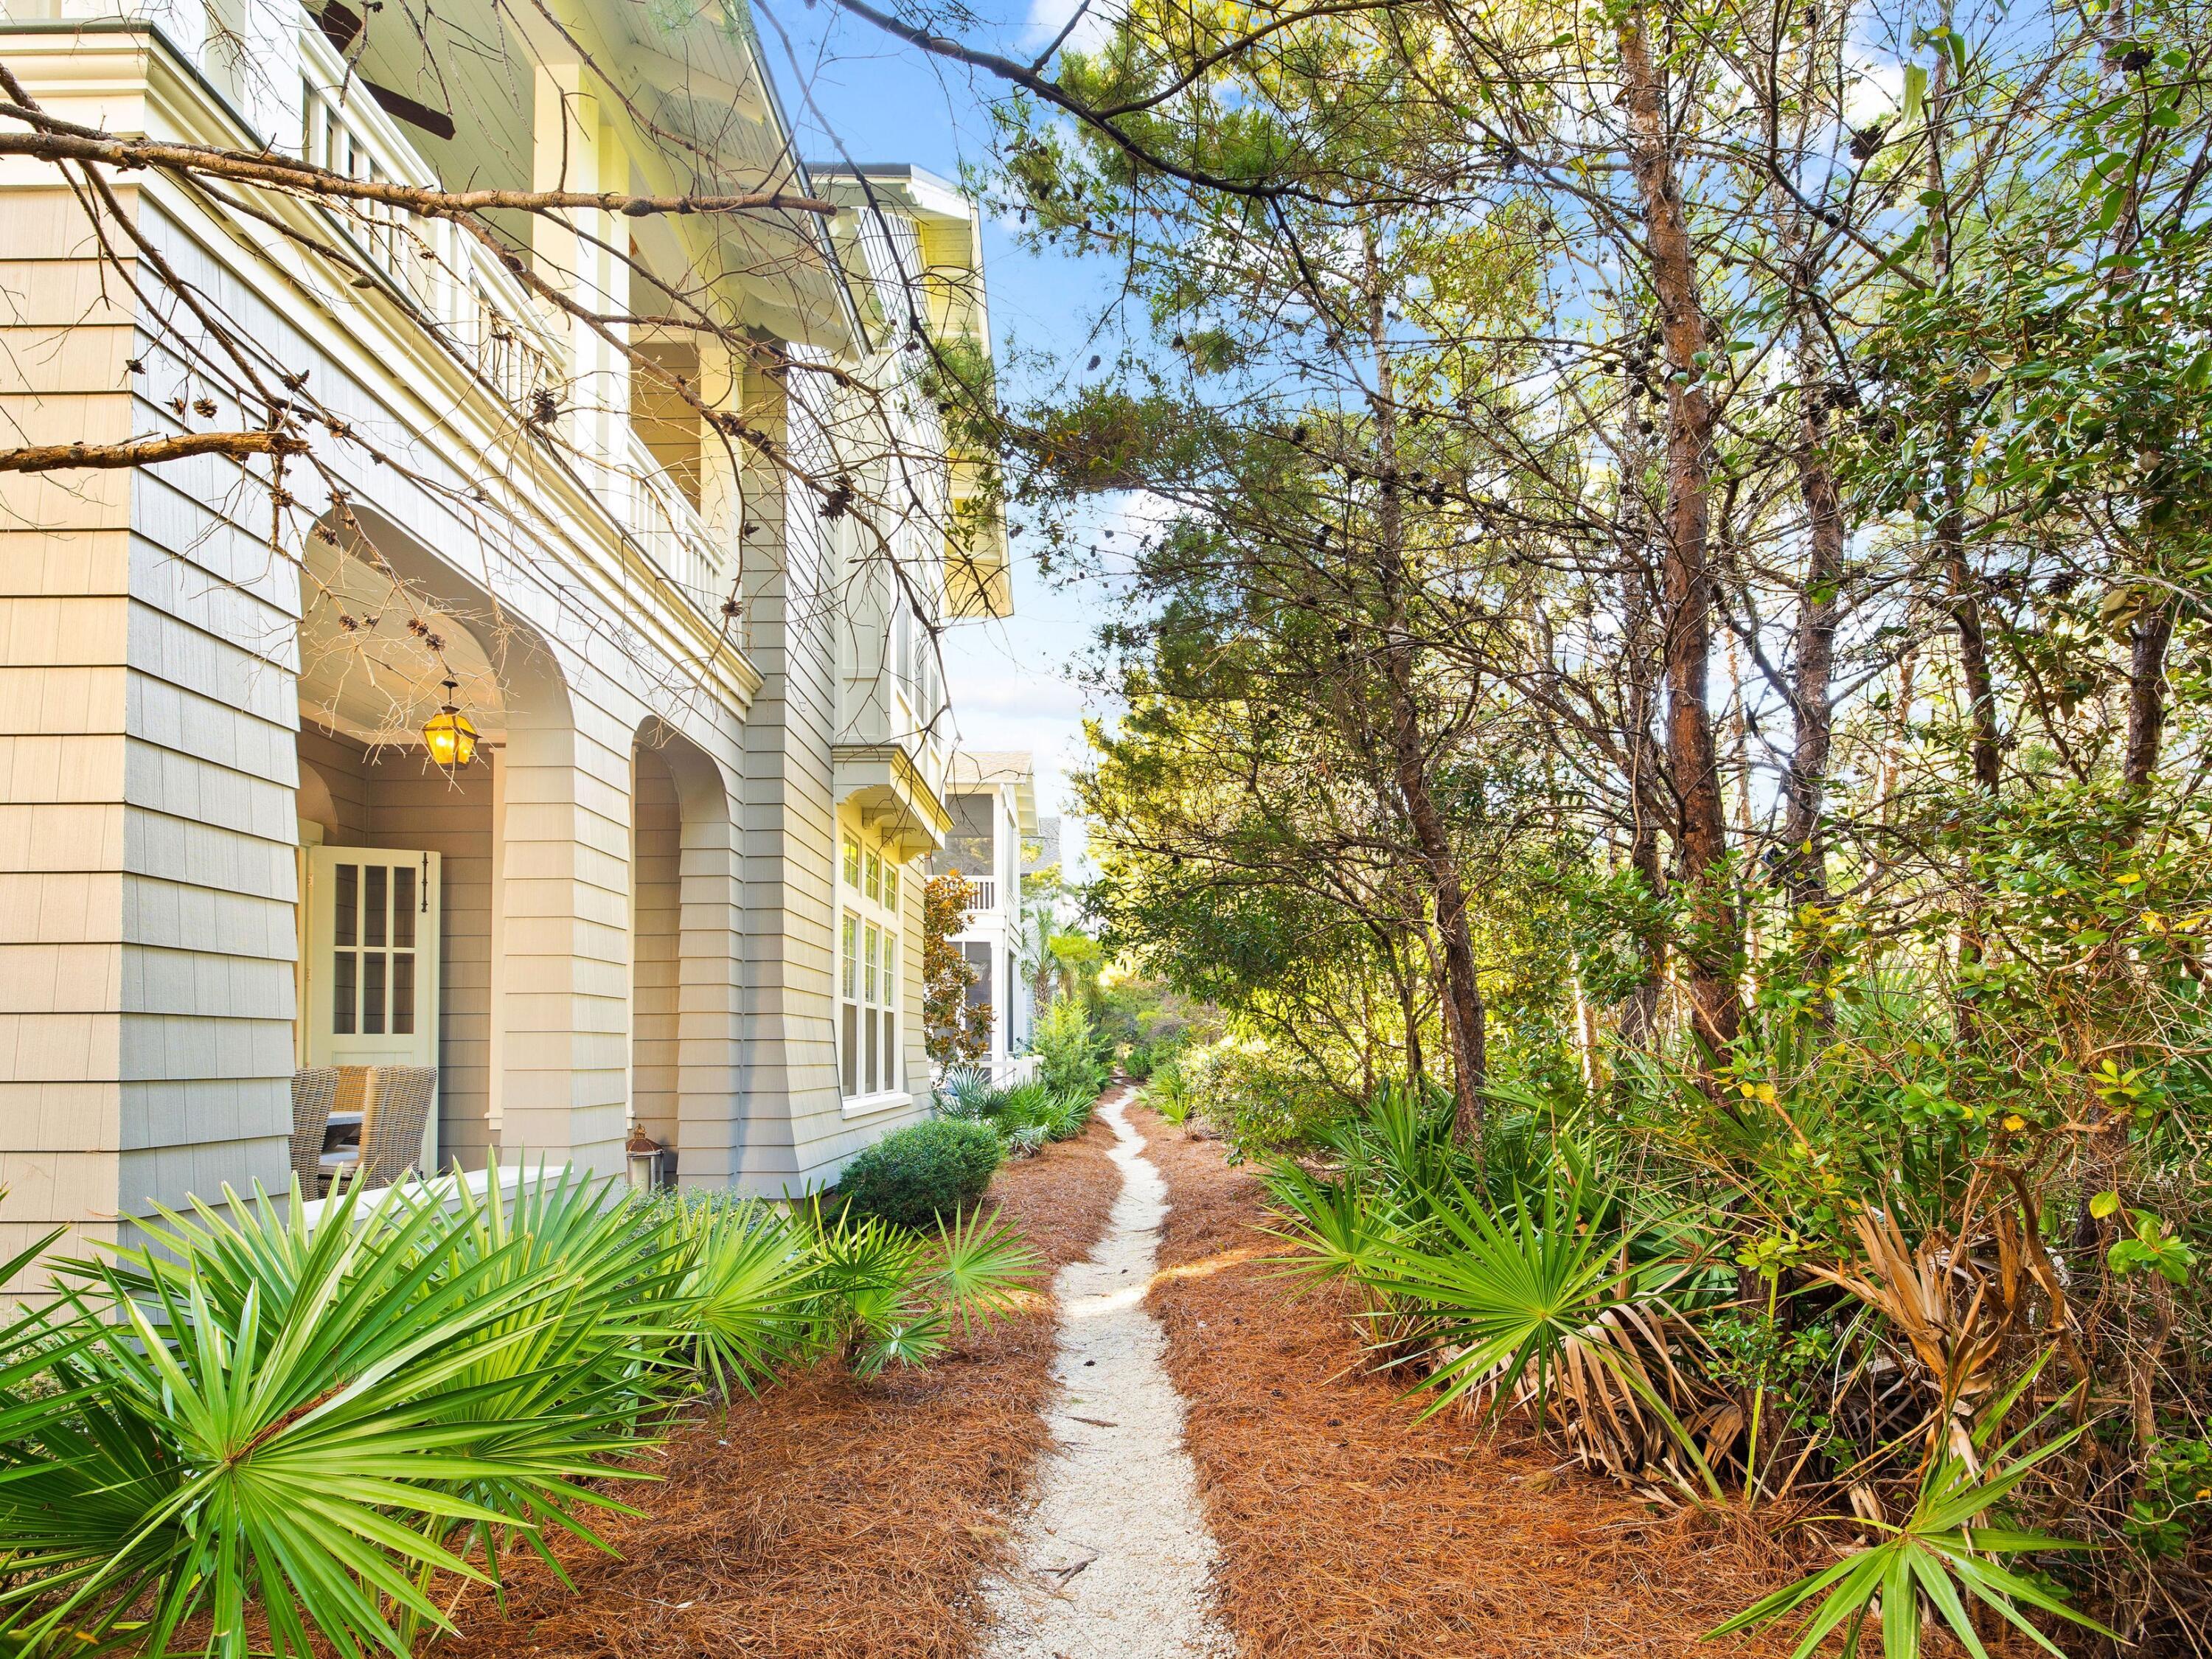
top-left (939, 751), bottom-right (1036, 1074)
top-left (0, 3), bottom-right (1008, 1286)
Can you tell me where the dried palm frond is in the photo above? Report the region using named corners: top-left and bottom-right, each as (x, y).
top-left (1809, 1208), bottom-right (2006, 1463)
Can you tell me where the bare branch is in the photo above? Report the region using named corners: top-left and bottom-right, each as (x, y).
top-left (0, 430), bottom-right (307, 474)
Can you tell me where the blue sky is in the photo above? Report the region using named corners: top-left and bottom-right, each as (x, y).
top-left (757, 0), bottom-right (1116, 858)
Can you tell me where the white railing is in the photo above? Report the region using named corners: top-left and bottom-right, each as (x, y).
top-left (292, 1161), bottom-right (553, 1231)
top-left (298, 32), bottom-right (563, 417)
top-left (626, 431), bottom-right (727, 602)
top-left (989, 1053), bottom-right (1038, 1088)
top-left (296, 29), bottom-right (731, 618)
top-left (965, 877), bottom-right (998, 912)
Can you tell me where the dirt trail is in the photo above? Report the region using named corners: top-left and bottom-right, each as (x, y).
top-left (979, 1087), bottom-right (1234, 1659)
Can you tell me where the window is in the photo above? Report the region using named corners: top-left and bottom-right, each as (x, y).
top-left (838, 824), bottom-right (909, 1102)
top-left (841, 914), bottom-right (860, 1089)
top-left (330, 858), bottom-right (418, 1036)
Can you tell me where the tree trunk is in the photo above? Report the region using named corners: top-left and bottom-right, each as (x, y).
top-left (2123, 599), bottom-right (2175, 793)
top-left (1782, 326), bottom-right (1845, 1004)
top-left (1878, 644), bottom-right (1918, 824)
top-left (1363, 235), bottom-right (1487, 1148)
top-left (1615, 333), bottom-right (1669, 1048)
top-left (1618, 10), bottom-right (1739, 1060)
top-left (1924, 9), bottom-right (2002, 801)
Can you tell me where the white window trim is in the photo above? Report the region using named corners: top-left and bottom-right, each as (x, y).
top-left (841, 1088), bottom-right (917, 1121)
top-left (838, 825), bottom-right (909, 1105)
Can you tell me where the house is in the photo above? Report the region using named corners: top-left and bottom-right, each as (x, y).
top-left (0, 0), bottom-right (1007, 1286)
top-left (939, 750), bottom-right (1036, 1077)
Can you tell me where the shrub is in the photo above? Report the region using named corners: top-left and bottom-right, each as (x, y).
top-left (1169, 1036), bottom-right (1338, 1151)
top-left (934, 1065), bottom-right (1006, 1120)
top-left (1034, 997), bottom-right (1108, 1098)
top-left (0, 1169), bottom-right (1039, 1659)
top-left (835, 1118), bottom-right (1003, 1231)
top-left (966, 1079), bottom-right (1095, 1155)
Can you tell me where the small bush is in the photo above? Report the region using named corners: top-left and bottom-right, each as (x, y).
top-left (836, 1118), bottom-right (1003, 1231)
top-left (1034, 998), bottom-right (1109, 1097)
top-left (934, 1065), bottom-right (1006, 1120)
top-left (971, 1079), bottom-right (1094, 1152)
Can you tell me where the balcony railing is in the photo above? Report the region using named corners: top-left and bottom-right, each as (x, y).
top-left (297, 25), bottom-right (731, 616)
top-left (964, 877), bottom-right (998, 913)
top-left (625, 432), bottom-right (728, 604)
top-left (299, 31), bottom-right (562, 414)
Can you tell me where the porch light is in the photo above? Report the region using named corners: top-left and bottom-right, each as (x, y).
top-left (422, 681), bottom-right (478, 769)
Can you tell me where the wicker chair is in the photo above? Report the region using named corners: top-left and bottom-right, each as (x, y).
top-left (353, 1065), bottom-right (437, 1189)
top-left (288, 1068), bottom-right (340, 1194)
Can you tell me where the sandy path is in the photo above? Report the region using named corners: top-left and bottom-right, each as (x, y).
top-left (979, 1087), bottom-right (1234, 1659)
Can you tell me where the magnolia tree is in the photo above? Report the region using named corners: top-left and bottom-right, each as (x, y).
top-left (922, 870), bottom-right (988, 1065)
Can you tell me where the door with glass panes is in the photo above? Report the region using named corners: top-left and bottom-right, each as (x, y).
top-left (305, 847), bottom-right (441, 1164)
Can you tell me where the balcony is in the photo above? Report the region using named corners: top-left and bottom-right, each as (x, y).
top-left (294, 25), bottom-right (732, 620)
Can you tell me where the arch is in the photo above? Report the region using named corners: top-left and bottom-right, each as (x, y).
top-left (293, 502), bottom-right (619, 1176)
top-left (630, 718), bottom-right (742, 1187)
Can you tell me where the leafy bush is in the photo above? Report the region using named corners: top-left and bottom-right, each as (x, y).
top-left (956, 1078), bottom-right (1096, 1156)
top-left (835, 1117), bottom-right (1004, 1231)
top-left (933, 1065), bottom-right (1006, 1121)
top-left (0, 1166), bottom-right (1037, 1659)
top-left (1168, 1036), bottom-right (1339, 1151)
top-left (1141, 1052), bottom-right (1194, 1123)
top-left (801, 1200), bottom-right (1038, 1374)
top-left (1033, 996), bottom-right (1109, 1098)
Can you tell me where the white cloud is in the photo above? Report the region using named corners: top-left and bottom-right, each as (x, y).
top-left (1020, 0), bottom-right (1119, 60)
top-left (1843, 44), bottom-right (1909, 128)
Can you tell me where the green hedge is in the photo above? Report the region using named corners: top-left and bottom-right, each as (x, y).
top-left (836, 1117), bottom-right (1004, 1230)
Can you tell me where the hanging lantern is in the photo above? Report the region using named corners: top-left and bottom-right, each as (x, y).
top-left (422, 679), bottom-right (479, 769)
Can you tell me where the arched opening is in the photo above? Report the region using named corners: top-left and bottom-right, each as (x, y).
top-left (629, 742), bottom-right (683, 1175)
top-left (291, 505), bottom-right (566, 1179)
top-left (630, 720), bottom-right (740, 1187)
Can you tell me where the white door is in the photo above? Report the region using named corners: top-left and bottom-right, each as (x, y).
top-left (305, 847), bottom-right (441, 1167)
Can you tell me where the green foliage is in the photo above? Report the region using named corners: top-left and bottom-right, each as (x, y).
top-left (664, 1197), bottom-right (820, 1397)
top-left (933, 1065), bottom-right (1001, 1121)
top-left (0, 1175), bottom-right (666, 1659)
top-left (1709, 1408), bottom-right (2110, 1659)
top-left (0, 1166), bottom-right (1039, 1659)
top-left (801, 1201), bottom-right (1038, 1374)
top-left (941, 1074), bottom-right (1099, 1157)
top-left (2125, 1436), bottom-right (2212, 1558)
top-left (1164, 1035), bottom-right (1341, 1152)
top-left (835, 1118), bottom-right (1004, 1231)
top-left (1141, 1053), bottom-right (1195, 1124)
top-left (923, 872), bottom-right (989, 1065)
top-left (1033, 996), bottom-right (1110, 1099)
top-left (958, 0), bottom-right (2212, 1641)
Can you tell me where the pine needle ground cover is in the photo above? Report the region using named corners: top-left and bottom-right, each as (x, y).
top-left (1137, 1105), bottom-right (1808, 1659)
top-left (439, 1118), bottom-right (1120, 1659)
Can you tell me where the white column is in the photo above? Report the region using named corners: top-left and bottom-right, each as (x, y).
top-left (493, 706), bottom-right (631, 1178)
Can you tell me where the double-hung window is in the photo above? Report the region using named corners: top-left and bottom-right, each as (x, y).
top-left (839, 830), bottom-right (907, 1102)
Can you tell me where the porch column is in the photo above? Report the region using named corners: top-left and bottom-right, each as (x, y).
top-left (0, 188), bottom-right (297, 1290)
top-left (531, 61), bottom-right (628, 474)
top-left (675, 784), bottom-right (743, 1186)
top-left (737, 361), bottom-right (842, 1191)
top-left (494, 705), bottom-right (630, 1177)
